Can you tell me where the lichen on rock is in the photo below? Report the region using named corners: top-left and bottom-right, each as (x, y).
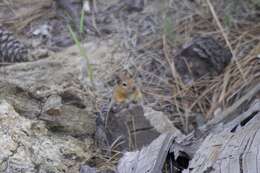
top-left (0, 100), bottom-right (93, 173)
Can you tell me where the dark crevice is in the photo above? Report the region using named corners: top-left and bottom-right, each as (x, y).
top-left (231, 111), bottom-right (258, 133)
top-left (240, 111), bottom-right (258, 127)
top-left (130, 126), bottom-right (154, 133)
top-left (239, 153), bottom-right (244, 173)
top-left (61, 92), bottom-right (86, 109)
top-left (230, 124), bottom-right (238, 133)
top-left (239, 137), bottom-right (251, 173)
top-left (163, 150), bottom-right (190, 173)
top-left (176, 151), bottom-right (190, 169)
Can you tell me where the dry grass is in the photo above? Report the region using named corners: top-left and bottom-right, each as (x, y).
top-left (2, 0), bottom-right (259, 168)
top-left (0, 0), bottom-right (54, 31)
top-left (0, 0), bottom-right (258, 171)
top-left (126, 0), bottom-right (260, 132)
top-left (2, 0), bottom-right (259, 133)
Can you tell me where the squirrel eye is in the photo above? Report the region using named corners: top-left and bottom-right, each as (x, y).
top-left (122, 82), bottom-right (127, 87)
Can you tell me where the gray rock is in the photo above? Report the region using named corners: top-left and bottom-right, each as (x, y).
top-left (40, 104), bottom-right (96, 136)
top-left (0, 100), bottom-right (93, 173)
top-left (174, 37), bottom-right (232, 84)
top-left (0, 52), bottom-right (96, 136)
top-left (106, 105), bottom-right (160, 150)
top-left (80, 165), bottom-right (97, 173)
top-left (144, 106), bottom-right (184, 137)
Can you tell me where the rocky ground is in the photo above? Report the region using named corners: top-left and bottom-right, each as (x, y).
top-left (0, 0), bottom-right (260, 173)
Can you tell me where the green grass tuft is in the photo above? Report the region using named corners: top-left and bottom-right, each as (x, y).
top-left (68, 25), bottom-right (94, 84)
top-left (80, 8), bottom-right (85, 34)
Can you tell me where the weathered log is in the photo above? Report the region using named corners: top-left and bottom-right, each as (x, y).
top-left (186, 100), bottom-right (260, 173)
top-left (117, 133), bottom-right (175, 173)
top-left (117, 99), bottom-right (260, 173)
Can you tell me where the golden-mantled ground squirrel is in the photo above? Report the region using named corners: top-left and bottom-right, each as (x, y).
top-left (105, 70), bottom-right (143, 126)
top-left (112, 70), bottom-right (142, 106)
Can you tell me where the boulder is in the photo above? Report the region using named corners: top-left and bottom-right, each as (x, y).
top-left (173, 37), bottom-right (232, 84)
top-left (0, 47), bottom-right (96, 136)
top-left (0, 100), bottom-right (93, 173)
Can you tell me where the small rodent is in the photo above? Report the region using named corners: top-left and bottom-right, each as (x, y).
top-left (112, 70), bottom-right (142, 105)
top-left (105, 70), bottom-right (142, 127)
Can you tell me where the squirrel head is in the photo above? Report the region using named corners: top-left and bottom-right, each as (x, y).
top-left (115, 70), bottom-right (137, 95)
top-left (111, 70), bottom-right (140, 103)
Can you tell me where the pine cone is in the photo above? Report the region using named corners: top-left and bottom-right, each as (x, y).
top-left (0, 27), bottom-right (29, 64)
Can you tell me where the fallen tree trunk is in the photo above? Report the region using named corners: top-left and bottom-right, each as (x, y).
top-left (117, 99), bottom-right (260, 173)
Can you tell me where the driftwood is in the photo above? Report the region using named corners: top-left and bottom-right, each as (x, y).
top-left (117, 100), bottom-right (260, 173)
top-left (186, 100), bottom-right (260, 173)
top-left (117, 133), bottom-right (175, 173)
top-left (80, 165), bottom-right (97, 173)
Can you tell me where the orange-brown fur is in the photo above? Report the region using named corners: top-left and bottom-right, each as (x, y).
top-left (112, 71), bottom-right (142, 104)
top-left (105, 71), bottom-right (142, 127)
